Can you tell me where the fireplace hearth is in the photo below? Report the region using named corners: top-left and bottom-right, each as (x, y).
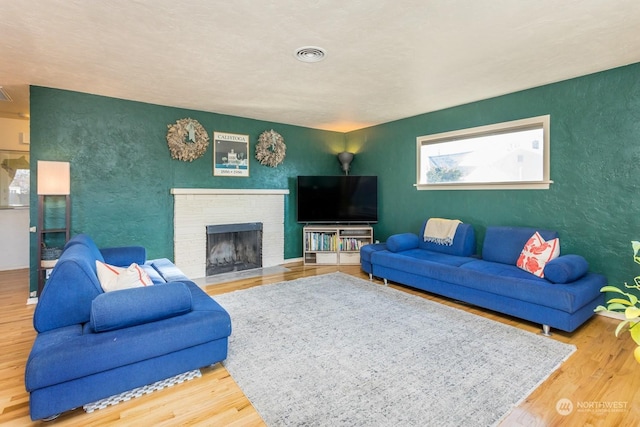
top-left (206, 222), bottom-right (263, 276)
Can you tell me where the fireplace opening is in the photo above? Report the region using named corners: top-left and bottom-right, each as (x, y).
top-left (206, 222), bottom-right (263, 276)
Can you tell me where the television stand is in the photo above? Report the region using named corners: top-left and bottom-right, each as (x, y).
top-left (303, 225), bottom-right (373, 265)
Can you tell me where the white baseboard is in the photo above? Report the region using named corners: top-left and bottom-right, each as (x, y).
top-left (597, 310), bottom-right (626, 321)
top-left (26, 297), bottom-right (38, 305)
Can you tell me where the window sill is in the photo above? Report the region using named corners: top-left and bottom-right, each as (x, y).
top-left (415, 180), bottom-right (553, 191)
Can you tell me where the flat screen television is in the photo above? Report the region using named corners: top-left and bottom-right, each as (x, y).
top-left (296, 175), bottom-right (378, 223)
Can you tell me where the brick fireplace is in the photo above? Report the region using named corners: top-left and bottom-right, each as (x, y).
top-left (171, 188), bottom-right (289, 279)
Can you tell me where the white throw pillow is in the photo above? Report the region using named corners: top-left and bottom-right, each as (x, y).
top-left (96, 261), bottom-right (153, 292)
top-left (516, 232), bottom-right (560, 278)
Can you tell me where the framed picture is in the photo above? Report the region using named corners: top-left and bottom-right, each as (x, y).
top-left (213, 132), bottom-right (250, 177)
top-left (0, 150), bottom-right (30, 207)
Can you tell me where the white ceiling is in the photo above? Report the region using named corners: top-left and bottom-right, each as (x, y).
top-left (1, 0), bottom-right (639, 132)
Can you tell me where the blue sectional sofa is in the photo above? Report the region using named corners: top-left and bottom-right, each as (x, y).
top-left (361, 220), bottom-right (606, 334)
top-left (25, 234), bottom-right (232, 421)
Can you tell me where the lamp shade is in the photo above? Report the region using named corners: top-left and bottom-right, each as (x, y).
top-left (338, 151), bottom-right (354, 175)
top-left (37, 161), bottom-right (70, 195)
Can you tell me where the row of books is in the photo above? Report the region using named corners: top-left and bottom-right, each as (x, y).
top-left (339, 238), bottom-right (367, 251)
top-left (305, 232), bottom-right (338, 251)
top-left (305, 233), bottom-right (367, 252)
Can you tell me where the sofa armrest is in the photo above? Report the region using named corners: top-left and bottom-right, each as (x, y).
top-left (387, 233), bottom-right (420, 252)
top-left (90, 282), bottom-right (192, 332)
top-left (543, 254), bottom-right (589, 284)
top-left (100, 246), bottom-right (147, 267)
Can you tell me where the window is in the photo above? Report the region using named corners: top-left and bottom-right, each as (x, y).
top-left (0, 150), bottom-right (30, 207)
top-left (416, 115), bottom-right (551, 190)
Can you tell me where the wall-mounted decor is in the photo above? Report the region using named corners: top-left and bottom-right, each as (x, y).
top-left (213, 132), bottom-right (250, 177)
top-left (255, 129), bottom-right (286, 168)
top-left (166, 118), bottom-right (209, 162)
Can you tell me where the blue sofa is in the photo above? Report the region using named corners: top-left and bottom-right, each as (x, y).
top-left (361, 220), bottom-right (606, 334)
top-left (25, 234), bottom-right (232, 421)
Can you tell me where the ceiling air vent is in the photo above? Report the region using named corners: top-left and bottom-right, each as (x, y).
top-left (0, 86), bottom-right (12, 102)
top-left (295, 46), bottom-right (326, 63)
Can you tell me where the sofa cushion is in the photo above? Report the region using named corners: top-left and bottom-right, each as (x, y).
top-left (544, 255), bottom-right (589, 284)
top-left (371, 249), bottom-right (476, 271)
top-left (90, 282), bottom-right (192, 332)
top-left (482, 226), bottom-right (559, 265)
top-left (100, 246), bottom-right (147, 267)
top-left (96, 261), bottom-right (153, 292)
top-left (516, 232), bottom-right (560, 278)
top-left (461, 259), bottom-right (549, 282)
top-left (458, 260), bottom-right (602, 313)
top-left (387, 233), bottom-right (420, 252)
top-left (418, 220), bottom-right (476, 257)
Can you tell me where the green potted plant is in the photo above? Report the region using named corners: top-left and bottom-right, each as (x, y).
top-left (595, 241), bottom-right (640, 364)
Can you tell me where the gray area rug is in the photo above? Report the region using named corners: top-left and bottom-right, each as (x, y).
top-left (215, 272), bottom-right (575, 426)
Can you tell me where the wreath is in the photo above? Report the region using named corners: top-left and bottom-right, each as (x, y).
top-left (166, 118), bottom-right (209, 162)
top-left (255, 129), bottom-right (286, 167)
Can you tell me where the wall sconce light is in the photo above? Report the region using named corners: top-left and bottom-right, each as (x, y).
top-left (37, 161), bottom-right (70, 195)
top-left (338, 151), bottom-right (354, 175)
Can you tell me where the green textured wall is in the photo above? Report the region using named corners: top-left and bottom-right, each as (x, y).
top-left (30, 62), bottom-right (640, 294)
top-left (29, 87), bottom-right (345, 292)
top-left (347, 62), bottom-right (640, 288)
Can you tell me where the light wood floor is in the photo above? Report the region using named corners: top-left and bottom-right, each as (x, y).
top-left (1, 264), bottom-right (638, 426)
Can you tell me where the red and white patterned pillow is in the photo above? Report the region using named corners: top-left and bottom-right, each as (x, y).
top-left (516, 232), bottom-right (560, 278)
top-left (96, 261), bottom-right (153, 292)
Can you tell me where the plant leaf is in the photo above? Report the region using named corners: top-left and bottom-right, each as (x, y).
top-left (630, 322), bottom-right (640, 345)
top-left (607, 298), bottom-right (633, 306)
top-left (607, 303), bottom-right (630, 312)
top-left (594, 305), bottom-right (608, 312)
top-left (615, 320), bottom-right (631, 337)
top-left (625, 307), bottom-right (640, 320)
top-left (600, 286), bottom-right (626, 294)
top-left (633, 241), bottom-right (640, 264)
top-left (627, 292), bottom-right (638, 306)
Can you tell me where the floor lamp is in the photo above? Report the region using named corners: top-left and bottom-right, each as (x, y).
top-left (37, 161), bottom-right (71, 297)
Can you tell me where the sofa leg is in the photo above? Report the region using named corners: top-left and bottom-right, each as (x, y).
top-left (42, 413), bottom-right (61, 422)
top-left (541, 324), bottom-right (552, 336)
top-left (369, 273), bottom-right (372, 281)
top-left (383, 278), bottom-right (388, 286)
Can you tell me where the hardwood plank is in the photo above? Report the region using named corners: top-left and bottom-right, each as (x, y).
top-left (0, 265), bottom-right (637, 426)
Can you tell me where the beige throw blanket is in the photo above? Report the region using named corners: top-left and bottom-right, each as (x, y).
top-left (423, 218), bottom-right (462, 246)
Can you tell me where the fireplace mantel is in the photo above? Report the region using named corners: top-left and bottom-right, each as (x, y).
top-left (171, 188), bottom-right (289, 196)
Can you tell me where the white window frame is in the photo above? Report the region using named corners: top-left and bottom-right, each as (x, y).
top-left (416, 115), bottom-right (552, 190)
